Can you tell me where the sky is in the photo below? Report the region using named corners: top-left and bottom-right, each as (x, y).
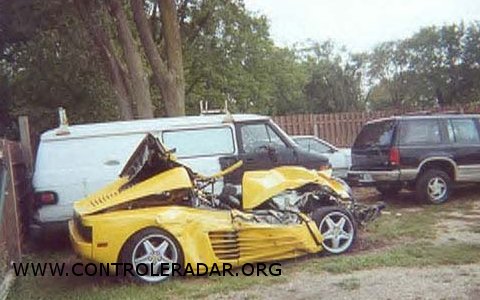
top-left (243, 0), bottom-right (480, 52)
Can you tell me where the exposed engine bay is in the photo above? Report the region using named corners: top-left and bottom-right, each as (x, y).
top-left (193, 176), bottom-right (384, 227)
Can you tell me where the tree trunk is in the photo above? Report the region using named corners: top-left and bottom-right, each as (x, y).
top-left (108, 0), bottom-right (153, 119)
top-left (107, 51), bottom-right (136, 119)
top-left (131, 0), bottom-right (185, 116)
top-left (159, 0), bottom-right (186, 116)
top-left (74, 0), bottom-right (134, 120)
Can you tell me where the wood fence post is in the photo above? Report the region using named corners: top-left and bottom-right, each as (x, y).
top-left (18, 117), bottom-right (33, 174)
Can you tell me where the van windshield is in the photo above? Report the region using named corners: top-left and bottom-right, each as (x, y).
top-left (353, 120), bottom-right (395, 149)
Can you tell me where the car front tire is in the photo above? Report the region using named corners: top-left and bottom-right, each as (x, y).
top-left (415, 169), bottom-right (451, 204)
top-left (312, 207), bottom-right (357, 255)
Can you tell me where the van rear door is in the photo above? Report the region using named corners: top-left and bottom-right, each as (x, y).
top-left (351, 119), bottom-right (396, 171)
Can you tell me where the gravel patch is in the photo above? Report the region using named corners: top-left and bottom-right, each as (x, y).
top-left (210, 264), bottom-right (480, 300)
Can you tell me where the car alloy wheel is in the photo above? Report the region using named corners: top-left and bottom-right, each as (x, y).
top-left (416, 169), bottom-right (451, 204)
top-left (318, 211), bottom-right (355, 254)
top-left (427, 177), bottom-right (447, 202)
top-left (130, 232), bottom-right (180, 283)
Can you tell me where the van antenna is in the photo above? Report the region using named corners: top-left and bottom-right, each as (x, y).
top-left (56, 107), bottom-right (70, 135)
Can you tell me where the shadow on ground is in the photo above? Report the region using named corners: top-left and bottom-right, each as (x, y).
top-left (354, 184), bottom-right (480, 209)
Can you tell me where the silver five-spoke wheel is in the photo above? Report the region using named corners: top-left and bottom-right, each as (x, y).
top-left (312, 207), bottom-right (357, 255)
top-left (121, 228), bottom-right (183, 283)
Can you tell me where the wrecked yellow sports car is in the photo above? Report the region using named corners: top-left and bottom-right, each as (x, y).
top-left (69, 134), bottom-right (383, 283)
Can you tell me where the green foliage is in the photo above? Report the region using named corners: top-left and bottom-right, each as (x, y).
top-left (181, 0), bottom-right (293, 115)
top-left (0, 0), bottom-right (120, 135)
top-left (301, 41), bottom-right (366, 113)
top-left (367, 22), bottom-right (480, 110)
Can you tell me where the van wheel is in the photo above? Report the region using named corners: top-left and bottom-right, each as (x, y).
top-left (312, 207), bottom-right (357, 255)
top-left (119, 227), bottom-right (184, 283)
top-left (375, 184), bottom-right (402, 196)
top-left (415, 169), bottom-right (451, 204)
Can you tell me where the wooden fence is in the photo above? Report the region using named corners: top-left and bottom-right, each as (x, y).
top-left (0, 139), bottom-right (28, 269)
top-left (272, 104), bottom-right (480, 147)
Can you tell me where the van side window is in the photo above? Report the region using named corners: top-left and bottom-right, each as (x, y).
top-left (448, 119), bottom-right (480, 144)
top-left (162, 127), bottom-right (235, 157)
top-left (399, 120), bottom-right (441, 145)
top-left (240, 123), bottom-right (286, 153)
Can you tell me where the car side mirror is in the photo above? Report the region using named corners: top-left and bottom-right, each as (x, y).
top-left (328, 148), bottom-right (336, 153)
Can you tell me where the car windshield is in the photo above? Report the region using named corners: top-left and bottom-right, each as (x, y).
top-left (353, 120), bottom-right (395, 148)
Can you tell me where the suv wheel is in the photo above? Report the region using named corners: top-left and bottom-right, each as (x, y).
top-left (415, 169), bottom-right (451, 204)
top-left (375, 184), bottom-right (402, 196)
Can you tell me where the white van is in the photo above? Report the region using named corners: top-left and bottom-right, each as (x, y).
top-left (31, 114), bottom-right (329, 232)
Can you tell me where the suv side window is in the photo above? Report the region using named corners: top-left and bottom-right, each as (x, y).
top-left (447, 118), bottom-right (480, 144)
top-left (399, 119), bottom-right (442, 145)
top-left (240, 123), bottom-right (287, 153)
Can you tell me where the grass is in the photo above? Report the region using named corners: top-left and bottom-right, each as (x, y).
top-left (0, 242), bottom-right (7, 281)
top-left (470, 224), bottom-right (480, 234)
top-left (10, 265), bottom-right (287, 300)
top-left (334, 277), bottom-right (360, 291)
top-left (304, 242), bottom-right (480, 274)
top-left (365, 208), bottom-right (438, 242)
top-left (8, 189), bottom-right (480, 299)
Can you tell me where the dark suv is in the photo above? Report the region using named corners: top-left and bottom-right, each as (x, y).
top-left (348, 114), bottom-right (480, 204)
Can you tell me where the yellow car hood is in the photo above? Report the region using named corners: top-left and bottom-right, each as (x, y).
top-left (242, 166), bottom-right (349, 210)
top-left (74, 167), bottom-right (193, 216)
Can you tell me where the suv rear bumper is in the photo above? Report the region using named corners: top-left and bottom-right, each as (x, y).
top-left (347, 170), bottom-right (400, 186)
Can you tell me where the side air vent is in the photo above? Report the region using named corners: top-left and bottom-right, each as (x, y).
top-left (208, 231), bottom-right (240, 260)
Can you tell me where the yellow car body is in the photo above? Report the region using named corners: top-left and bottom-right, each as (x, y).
top-left (69, 166), bottom-right (329, 270)
top-left (68, 134), bottom-right (369, 283)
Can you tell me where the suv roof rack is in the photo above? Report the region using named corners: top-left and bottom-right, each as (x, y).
top-left (401, 110), bottom-right (433, 116)
top-left (399, 109), bottom-right (466, 116)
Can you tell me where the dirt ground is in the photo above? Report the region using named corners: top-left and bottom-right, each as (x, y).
top-left (209, 187), bottom-right (480, 300)
top-left (210, 264), bottom-right (480, 300)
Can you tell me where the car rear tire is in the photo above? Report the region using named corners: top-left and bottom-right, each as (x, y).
top-left (415, 169), bottom-right (451, 204)
top-left (375, 184), bottom-right (402, 196)
top-left (312, 207), bottom-right (357, 255)
top-left (119, 227), bottom-right (184, 284)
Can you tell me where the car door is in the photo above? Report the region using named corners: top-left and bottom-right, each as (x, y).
top-left (446, 117), bottom-right (480, 182)
top-left (236, 122), bottom-right (296, 173)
